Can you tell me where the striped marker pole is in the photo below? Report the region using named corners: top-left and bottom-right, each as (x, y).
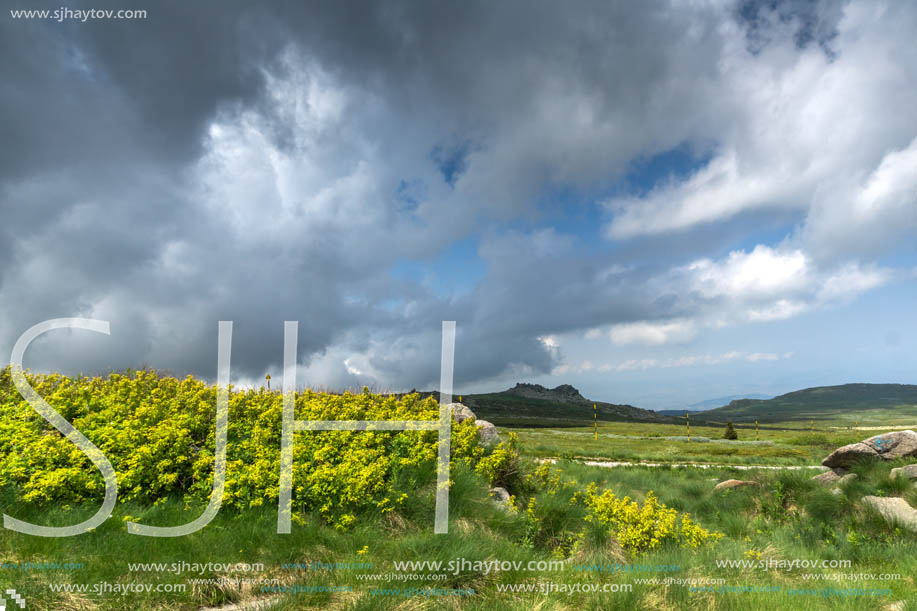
top-left (594, 403), bottom-right (597, 440)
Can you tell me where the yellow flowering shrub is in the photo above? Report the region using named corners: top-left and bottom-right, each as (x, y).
top-left (744, 549), bottom-right (763, 561)
top-left (526, 462), bottom-right (568, 493)
top-left (474, 432), bottom-right (519, 488)
top-left (0, 367), bottom-right (492, 528)
top-left (584, 483), bottom-right (722, 553)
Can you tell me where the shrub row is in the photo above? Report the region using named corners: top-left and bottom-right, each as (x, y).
top-left (0, 367), bottom-right (495, 528)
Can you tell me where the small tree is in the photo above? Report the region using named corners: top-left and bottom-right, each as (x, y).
top-left (723, 421), bottom-right (738, 440)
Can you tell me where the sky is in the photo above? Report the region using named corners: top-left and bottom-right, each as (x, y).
top-left (1, 0), bottom-right (916, 410)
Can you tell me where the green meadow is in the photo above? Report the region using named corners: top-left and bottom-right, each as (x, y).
top-left (512, 422), bottom-right (872, 466)
top-left (2, 370), bottom-right (917, 609)
top-left (4, 458), bottom-right (917, 610)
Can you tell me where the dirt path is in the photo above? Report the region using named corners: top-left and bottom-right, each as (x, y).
top-left (844, 426), bottom-right (917, 431)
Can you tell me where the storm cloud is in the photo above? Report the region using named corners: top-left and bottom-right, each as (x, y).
top-left (1, 0), bottom-right (915, 401)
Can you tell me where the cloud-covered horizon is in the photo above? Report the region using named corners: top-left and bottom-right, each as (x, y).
top-left (1, 0), bottom-right (915, 408)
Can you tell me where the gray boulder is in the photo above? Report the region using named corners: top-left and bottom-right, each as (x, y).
top-left (814, 468), bottom-right (858, 487)
top-left (891, 464), bottom-right (917, 480)
top-left (448, 403), bottom-right (476, 423)
top-left (822, 442), bottom-right (879, 468)
top-left (862, 496), bottom-right (917, 532)
top-left (822, 430), bottom-right (917, 468)
top-left (812, 468), bottom-right (847, 485)
top-left (713, 479), bottom-right (758, 491)
top-left (475, 420), bottom-right (501, 445)
top-left (490, 487), bottom-right (513, 511)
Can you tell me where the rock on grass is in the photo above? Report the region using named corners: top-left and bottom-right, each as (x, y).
top-left (713, 479), bottom-right (758, 491)
top-left (862, 496), bottom-right (917, 532)
top-left (822, 430), bottom-right (917, 468)
top-left (890, 464), bottom-right (917, 480)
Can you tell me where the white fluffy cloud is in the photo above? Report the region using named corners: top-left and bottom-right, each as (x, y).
top-left (688, 246), bottom-right (809, 300)
top-left (576, 244), bottom-right (889, 353)
top-left (675, 245), bottom-right (890, 325)
top-left (608, 320), bottom-right (697, 346)
top-left (804, 137), bottom-right (917, 260)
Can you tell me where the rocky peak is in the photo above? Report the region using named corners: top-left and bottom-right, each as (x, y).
top-left (508, 382), bottom-right (587, 403)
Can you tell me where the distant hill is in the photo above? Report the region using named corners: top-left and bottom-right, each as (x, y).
top-left (656, 393), bottom-right (773, 415)
top-left (419, 383), bottom-right (676, 427)
top-left (700, 383), bottom-right (917, 423)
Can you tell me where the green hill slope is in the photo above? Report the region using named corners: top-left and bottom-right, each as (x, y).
top-left (700, 383), bottom-right (917, 423)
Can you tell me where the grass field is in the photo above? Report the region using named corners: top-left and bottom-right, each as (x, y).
top-left (3, 456), bottom-right (917, 610)
top-left (510, 421), bottom-right (869, 466)
top-left (3, 372), bottom-right (917, 609)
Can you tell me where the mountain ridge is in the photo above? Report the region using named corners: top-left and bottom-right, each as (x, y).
top-left (416, 382), bottom-right (673, 427)
top-left (700, 383), bottom-right (917, 422)
top-left (417, 382), bottom-right (917, 427)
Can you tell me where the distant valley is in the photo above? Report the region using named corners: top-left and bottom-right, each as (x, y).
top-left (656, 393), bottom-right (773, 416)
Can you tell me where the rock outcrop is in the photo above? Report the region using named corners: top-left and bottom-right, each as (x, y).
top-left (506, 382), bottom-right (588, 403)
